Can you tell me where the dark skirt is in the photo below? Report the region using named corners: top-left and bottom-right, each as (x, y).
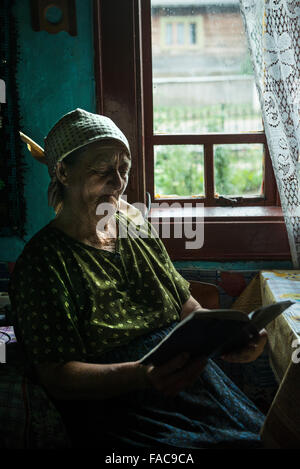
top-left (54, 324), bottom-right (265, 450)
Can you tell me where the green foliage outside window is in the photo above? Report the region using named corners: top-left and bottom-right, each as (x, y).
top-left (214, 145), bottom-right (263, 196)
top-left (155, 146), bottom-right (204, 197)
top-left (154, 103), bottom-right (263, 197)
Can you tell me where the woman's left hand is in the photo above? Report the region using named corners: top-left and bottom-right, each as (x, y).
top-left (221, 329), bottom-right (268, 363)
top-left (142, 352), bottom-right (207, 397)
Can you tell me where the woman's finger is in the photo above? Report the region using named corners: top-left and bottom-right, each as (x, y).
top-left (222, 330), bottom-right (268, 363)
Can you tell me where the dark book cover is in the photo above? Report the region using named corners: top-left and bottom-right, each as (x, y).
top-left (140, 300), bottom-right (294, 366)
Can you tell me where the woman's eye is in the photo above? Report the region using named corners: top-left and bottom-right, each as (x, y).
top-left (89, 167), bottom-right (129, 177)
top-left (90, 170), bottom-right (105, 176)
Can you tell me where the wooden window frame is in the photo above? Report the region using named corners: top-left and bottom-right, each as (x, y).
top-left (94, 0), bottom-right (291, 261)
top-left (147, 134), bottom-right (277, 207)
top-left (141, 0), bottom-right (277, 208)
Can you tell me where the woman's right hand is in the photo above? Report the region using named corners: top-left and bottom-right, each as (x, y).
top-left (139, 353), bottom-right (207, 397)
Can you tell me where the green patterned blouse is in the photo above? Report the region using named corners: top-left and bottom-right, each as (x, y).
top-left (9, 212), bottom-right (190, 366)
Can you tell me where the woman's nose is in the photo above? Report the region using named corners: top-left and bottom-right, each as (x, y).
top-left (109, 169), bottom-right (123, 190)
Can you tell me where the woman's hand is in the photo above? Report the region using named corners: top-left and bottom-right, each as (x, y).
top-left (141, 353), bottom-right (207, 397)
top-left (221, 329), bottom-right (268, 363)
top-left (180, 295), bottom-right (208, 321)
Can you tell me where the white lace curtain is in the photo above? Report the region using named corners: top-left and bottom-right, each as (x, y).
top-left (240, 0), bottom-right (300, 267)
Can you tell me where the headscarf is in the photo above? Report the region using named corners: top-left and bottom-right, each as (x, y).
top-left (20, 109), bottom-right (131, 213)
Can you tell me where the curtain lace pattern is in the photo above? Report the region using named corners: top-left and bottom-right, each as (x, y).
top-left (240, 0), bottom-right (300, 267)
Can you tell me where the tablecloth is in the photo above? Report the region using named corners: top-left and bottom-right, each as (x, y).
top-left (234, 270), bottom-right (300, 448)
top-left (259, 271), bottom-right (300, 449)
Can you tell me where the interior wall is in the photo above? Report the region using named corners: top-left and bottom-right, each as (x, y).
top-left (0, 0), bottom-right (96, 261)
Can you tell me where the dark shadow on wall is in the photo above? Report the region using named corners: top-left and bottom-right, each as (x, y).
top-left (0, 0), bottom-right (27, 238)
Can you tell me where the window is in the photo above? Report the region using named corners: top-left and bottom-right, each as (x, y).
top-left (177, 22), bottom-right (184, 45)
top-left (165, 22), bottom-right (173, 45)
top-left (145, 0), bottom-right (278, 207)
top-left (94, 0), bottom-right (289, 260)
top-left (160, 16), bottom-right (203, 49)
top-left (189, 23), bottom-right (196, 45)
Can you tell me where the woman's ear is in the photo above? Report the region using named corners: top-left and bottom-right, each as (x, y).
top-left (55, 161), bottom-right (69, 186)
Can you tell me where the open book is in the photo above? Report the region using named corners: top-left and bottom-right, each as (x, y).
top-left (140, 300), bottom-right (294, 366)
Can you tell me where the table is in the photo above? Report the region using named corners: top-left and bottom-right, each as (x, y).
top-left (259, 271), bottom-right (300, 448)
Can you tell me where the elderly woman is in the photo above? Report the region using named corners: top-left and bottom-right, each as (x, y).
top-left (9, 109), bottom-right (267, 450)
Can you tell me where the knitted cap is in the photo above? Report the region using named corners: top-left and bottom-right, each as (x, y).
top-left (44, 108), bottom-right (130, 176)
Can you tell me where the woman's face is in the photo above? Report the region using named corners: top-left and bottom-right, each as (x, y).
top-left (61, 141), bottom-right (131, 217)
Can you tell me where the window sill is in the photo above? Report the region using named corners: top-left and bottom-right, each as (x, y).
top-left (148, 206), bottom-right (291, 261)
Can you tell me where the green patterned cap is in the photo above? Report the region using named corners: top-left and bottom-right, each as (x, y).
top-left (44, 108), bottom-right (130, 176)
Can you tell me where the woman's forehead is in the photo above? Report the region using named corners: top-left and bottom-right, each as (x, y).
top-left (80, 142), bottom-right (131, 166)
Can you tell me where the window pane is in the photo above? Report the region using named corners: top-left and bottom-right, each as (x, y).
top-left (214, 144), bottom-right (264, 197)
top-left (154, 145), bottom-right (204, 197)
top-left (165, 22), bottom-right (173, 45)
top-left (151, 1), bottom-right (262, 134)
top-left (177, 23), bottom-right (185, 44)
top-left (189, 23), bottom-right (197, 44)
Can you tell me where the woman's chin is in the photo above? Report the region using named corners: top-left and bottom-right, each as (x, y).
top-left (99, 194), bottom-right (118, 204)
top-left (109, 195), bottom-right (119, 205)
